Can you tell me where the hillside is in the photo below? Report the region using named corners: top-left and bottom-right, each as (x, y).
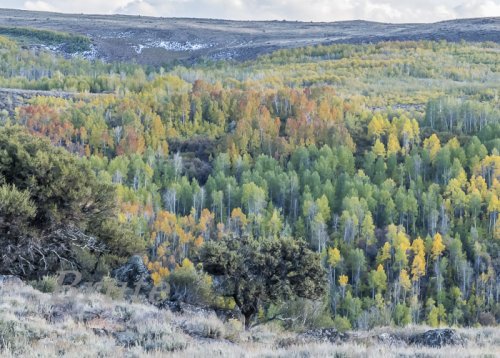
top-left (0, 7), bottom-right (499, 355)
top-left (0, 9), bottom-right (498, 64)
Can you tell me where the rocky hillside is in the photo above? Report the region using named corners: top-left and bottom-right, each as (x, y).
top-left (0, 9), bottom-right (498, 65)
top-left (0, 275), bottom-right (498, 357)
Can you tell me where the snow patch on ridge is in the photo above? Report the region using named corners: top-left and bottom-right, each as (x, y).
top-left (132, 40), bottom-right (212, 54)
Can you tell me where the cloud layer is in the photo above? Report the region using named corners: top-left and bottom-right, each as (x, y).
top-left (11, 0), bottom-right (500, 22)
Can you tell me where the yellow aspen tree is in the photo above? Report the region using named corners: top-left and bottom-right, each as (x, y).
top-left (372, 139), bottom-right (386, 157)
top-left (411, 254), bottom-right (426, 282)
top-left (339, 274), bottom-right (348, 298)
top-left (370, 264), bottom-right (387, 298)
top-left (411, 118), bottom-right (420, 144)
top-left (487, 193), bottom-right (499, 236)
top-left (150, 115), bottom-right (166, 149)
top-left (411, 237), bottom-right (426, 257)
top-left (230, 207), bottom-right (248, 235)
top-left (368, 114), bottom-right (388, 139)
top-left (395, 230), bottom-right (411, 271)
top-left (411, 237), bottom-right (426, 297)
top-left (328, 247), bottom-right (341, 269)
top-left (431, 233), bottom-right (446, 297)
top-left (181, 257), bottom-right (194, 270)
top-left (401, 117), bottom-right (415, 153)
top-left (377, 241), bottom-right (391, 264)
top-left (267, 209), bottom-right (283, 237)
top-left (399, 269), bottom-right (412, 302)
top-left (431, 233), bottom-right (445, 260)
top-left (423, 134), bottom-right (441, 163)
top-left (400, 269), bottom-right (412, 291)
top-left (151, 271), bottom-right (161, 286)
top-left (328, 247), bottom-right (342, 315)
top-left (387, 133), bottom-right (401, 156)
top-left (469, 175), bottom-right (488, 199)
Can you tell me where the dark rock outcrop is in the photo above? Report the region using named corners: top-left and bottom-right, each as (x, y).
top-left (159, 300), bottom-right (214, 316)
top-left (159, 299), bottom-right (244, 324)
top-left (112, 255), bottom-right (152, 293)
top-left (409, 329), bottom-right (463, 347)
top-left (159, 300), bottom-right (181, 313)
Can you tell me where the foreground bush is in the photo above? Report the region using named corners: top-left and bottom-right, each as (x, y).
top-left (0, 126), bottom-right (145, 280)
top-left (201, 236), bottom-right (326, 328)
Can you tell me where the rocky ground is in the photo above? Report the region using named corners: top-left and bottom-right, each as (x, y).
top-left (0, 9), bottom-right (498, 65)
top-left (0, 275), bottom-right (498, 357)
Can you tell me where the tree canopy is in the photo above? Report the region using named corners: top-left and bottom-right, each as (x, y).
top-left (0, 37), bottom-right (498, 328)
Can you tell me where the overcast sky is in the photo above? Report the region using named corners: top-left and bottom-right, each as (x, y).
top-left (1, 0), bottom-right (499, 23)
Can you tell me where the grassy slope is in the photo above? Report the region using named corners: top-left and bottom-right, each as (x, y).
top-left (0, 278), bottom-right (498, 357)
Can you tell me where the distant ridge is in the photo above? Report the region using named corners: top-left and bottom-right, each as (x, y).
top-left (0, 8), bottom-right (498, 65)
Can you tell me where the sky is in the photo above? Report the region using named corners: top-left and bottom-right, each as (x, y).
top-left (1, 0), bottom-right (499, 23)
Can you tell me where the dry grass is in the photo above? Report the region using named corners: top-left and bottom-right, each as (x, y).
top-left (0, 278), bottom-right (498, 357)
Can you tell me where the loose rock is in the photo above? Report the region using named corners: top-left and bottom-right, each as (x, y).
top-left (299, 328), bottom-right (349, 343)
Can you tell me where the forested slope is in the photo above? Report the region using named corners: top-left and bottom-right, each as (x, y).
top-left (0, 35), bottom-right (498, 329)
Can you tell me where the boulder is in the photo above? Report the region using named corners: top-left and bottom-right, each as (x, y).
top-left (159, 300), bottom-right (183, 313)
top-left (113, 330), bottom-right (138, 347)
top-left (409, 329), bottom-right (463, 347)
top-left (112, 255), bottom-right (152, 293)
top-left (0, 275), bottom-right (22, 287)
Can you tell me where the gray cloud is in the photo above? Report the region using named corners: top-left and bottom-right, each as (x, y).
top-left (8, 0), bottom-right (500, 22)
